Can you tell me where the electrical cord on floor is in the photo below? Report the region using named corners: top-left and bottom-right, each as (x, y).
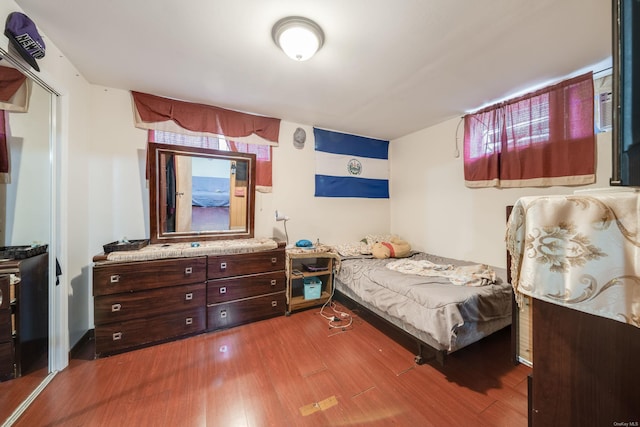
top-left (319, 284), bottom-right (353, 330)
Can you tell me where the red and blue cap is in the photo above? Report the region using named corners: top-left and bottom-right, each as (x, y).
top-left (4, 12), bottom-right (45, 72)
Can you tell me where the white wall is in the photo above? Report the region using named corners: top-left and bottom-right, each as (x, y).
top-left (390, 116), bottom-right (613, 268)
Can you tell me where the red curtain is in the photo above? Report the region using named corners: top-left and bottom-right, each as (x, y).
top-left (0, 111), bottom-right (7, 173)
top-left (464, 72), bottom-right (595, 187)
top-left (0, 67), bottom-right (26, 102)
top-left (132, 91), bottom-right (280, 144)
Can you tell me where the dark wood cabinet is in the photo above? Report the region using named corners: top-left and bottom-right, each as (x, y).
top-left (0, 253), bottom-right (49, 381)
top-left (530, 299), bottom-right (640, 426)
top-left (93, 246), bottom-right (286, 356)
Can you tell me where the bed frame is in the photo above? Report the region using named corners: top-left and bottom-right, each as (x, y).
top-left (334, 290), bottom-right (447, 365)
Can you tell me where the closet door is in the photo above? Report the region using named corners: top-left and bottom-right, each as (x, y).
top-left (0, 51), bottom-right (57, 425)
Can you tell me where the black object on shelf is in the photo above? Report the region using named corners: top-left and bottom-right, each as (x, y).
top-left (302, 262), bottom-right (327, 272)
top-left (0, 244), bottom-right (48, 259)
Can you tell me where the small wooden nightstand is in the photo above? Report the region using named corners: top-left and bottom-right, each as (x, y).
top-left (285, 246), bottom-right (340, 315)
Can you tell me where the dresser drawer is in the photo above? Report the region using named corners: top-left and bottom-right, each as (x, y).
top-left (94, 283), bottom-right (206, 325)
top-left (207, 291), bottom-right (285, 331)
top-left (0, 275), bottom-right (10, 310)
top-left (207, 272), bottom-right (285, 304)
top-left (0, 309), bottom-right (11, 342)
top-left (95, 307), bottom-right (206, 355)
top-left (94, 257), bottom-right (207, 296)
top-left (207, 249), bottom-right (285, 279)
top-left (0, 341), bottom-right (15, 379)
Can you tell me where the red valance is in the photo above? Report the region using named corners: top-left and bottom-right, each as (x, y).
top-left (131, 91), bottom-right (280, 145)
top-left (0, 66), bottom-right (30, 113)
top-left (0, 66), bottom-right (26, 102)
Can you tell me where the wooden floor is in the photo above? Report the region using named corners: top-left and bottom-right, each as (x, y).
top-left (0, 364), bottom-right (49, 424)
top-left (12, 304), bottom-right (531, 426)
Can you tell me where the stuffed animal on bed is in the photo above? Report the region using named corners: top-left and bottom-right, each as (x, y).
top-left (371, 237), bottom-right (411, 259)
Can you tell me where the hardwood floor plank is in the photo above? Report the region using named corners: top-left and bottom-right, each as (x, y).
top-left (477, 400), bottom-right (529, 427)
top-left (348, 379), bottom-right (436, 426)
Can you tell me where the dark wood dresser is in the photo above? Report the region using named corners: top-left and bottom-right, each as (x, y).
top-left (92, 245), bottom-right (286, 356)
top-left (0, 253), bottom-right (49, 381)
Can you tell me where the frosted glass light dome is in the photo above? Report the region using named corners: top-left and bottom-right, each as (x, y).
top-left (272, 17), bottom-right (324, 61)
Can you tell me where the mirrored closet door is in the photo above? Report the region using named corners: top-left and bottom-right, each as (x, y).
top-left (0, 50), bottom-right (57, 426)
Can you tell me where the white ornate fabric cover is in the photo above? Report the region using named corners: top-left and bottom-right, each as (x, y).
top-left (506, 191), bottom-right (640, 328)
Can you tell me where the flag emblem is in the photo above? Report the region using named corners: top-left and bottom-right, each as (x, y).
top-left (347, 159), bottom-right (362, 176)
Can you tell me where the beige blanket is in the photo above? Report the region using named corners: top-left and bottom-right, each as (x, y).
top-left (386, 259), bottom-right (496, 287)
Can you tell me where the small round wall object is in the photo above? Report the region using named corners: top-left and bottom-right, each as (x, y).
top-left (191, 242), bottom-right (200, 248)
top-left (293, 127), bottom-right (306, 149)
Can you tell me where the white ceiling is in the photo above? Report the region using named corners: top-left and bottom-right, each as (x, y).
top-left (16, 0), bottom-right (611, 141)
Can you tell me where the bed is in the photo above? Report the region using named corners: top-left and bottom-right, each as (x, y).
top-left (191, 176), bottom-right (230, 207)
top-left (333, 244), bottom-right (512, 365)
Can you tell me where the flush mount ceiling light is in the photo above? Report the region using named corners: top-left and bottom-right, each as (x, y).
top-left (272, 16), bottom-right (324, 61)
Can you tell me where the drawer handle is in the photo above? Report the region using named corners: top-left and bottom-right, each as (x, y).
top-left (220, 262), bottom-right (227, 270)
top-left (112, 332), bottom-right (122, 341)
top-left (185, 317), bottom-right (193, 325)
top-left (111, 303), bottom-right (122, 312)
top-left (220, 310), bottom-right (227, 319)
top-left (219, 287), bottom-right (227, 294)
top-left (110, 274), bottom-right (120, 283)
top-left (271, 300), bottom-right (278, 307)
top-left (185, 292), bottom-right (193, 301)
top-left (185, 267), bottom-right (193, 275)
top-left (271, 257), bottom-right (277, 265)
top-left (270, 279), bottom-right (277, 286)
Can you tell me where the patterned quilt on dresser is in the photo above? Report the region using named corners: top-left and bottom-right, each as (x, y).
top-left (506, 192), bottom-right (640, 329)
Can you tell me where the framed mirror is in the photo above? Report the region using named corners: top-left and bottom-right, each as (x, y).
top-left (149, 143), bottom-right (256, 243)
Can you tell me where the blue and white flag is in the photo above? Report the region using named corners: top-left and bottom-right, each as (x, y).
top-left (314, 128), bottom-right (389, 198)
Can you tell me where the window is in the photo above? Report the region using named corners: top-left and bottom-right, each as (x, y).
top-left (463, 72), bottom-right (596, 188)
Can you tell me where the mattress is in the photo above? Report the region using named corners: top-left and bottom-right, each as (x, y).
top-left (191, 176), bottom-right (230, 207)
top-left (334, 252), bottom-right (512, 352)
